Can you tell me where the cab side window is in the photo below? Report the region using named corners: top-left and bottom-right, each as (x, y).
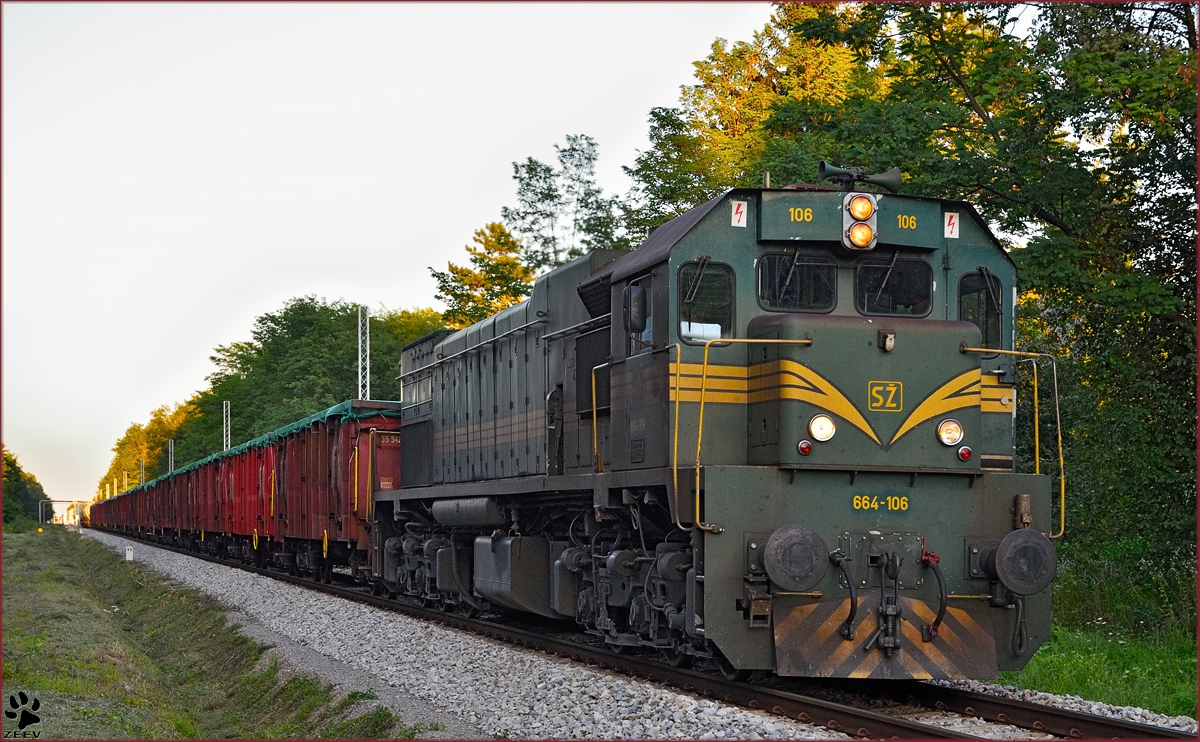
top-left (959, 271), bottom-right (1002, 349)
top-left (678, 259), bottom-right (734, 343)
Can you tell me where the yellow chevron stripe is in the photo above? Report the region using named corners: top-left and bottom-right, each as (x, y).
top-left (670, 361), bottom-right (881, 445)
top-left (888, 369), bottom-right (981, 446)
top-left (764, 360), bottom-right (881, 445)
top-left (671, 362), bottom-right (985, 451)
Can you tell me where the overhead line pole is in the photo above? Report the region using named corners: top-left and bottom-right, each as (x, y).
top-left (358, 306), bottom-right (370, 400)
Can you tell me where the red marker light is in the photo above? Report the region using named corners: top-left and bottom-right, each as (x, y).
top-left (797, 440), bottom-right (813, 455)
top-left (958, 446), bottom-right (972, 461)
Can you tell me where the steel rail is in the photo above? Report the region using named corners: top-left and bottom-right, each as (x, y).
top-left (100, 529), bottom-right (1193, 740)
top-left (881, 680), bottom-right (1195, 739)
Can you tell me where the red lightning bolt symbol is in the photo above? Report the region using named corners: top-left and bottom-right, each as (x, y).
top-left (947, 214), bottom-right (956, 233)
top-left (735, 203), bottom-right (744, 222)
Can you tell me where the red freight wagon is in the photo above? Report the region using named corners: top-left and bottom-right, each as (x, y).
top-left (90, 400), bottom-right (403, 584)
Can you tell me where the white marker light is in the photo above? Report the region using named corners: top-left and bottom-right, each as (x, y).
top-left (809, 414), bottom-right (836, 442)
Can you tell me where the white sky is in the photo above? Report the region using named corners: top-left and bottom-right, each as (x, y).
top-left (3, 2), bottom-right (776, 513)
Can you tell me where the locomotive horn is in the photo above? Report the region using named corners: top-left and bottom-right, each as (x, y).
top-left (818, 161), bottom-right (902, 194)
top-left (863, 167), bottom-right (901, 194)
top-left (818, 161), bottom-right (865, 187)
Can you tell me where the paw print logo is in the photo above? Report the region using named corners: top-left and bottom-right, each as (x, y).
top-left (5, 692), bottom-right (41, 730)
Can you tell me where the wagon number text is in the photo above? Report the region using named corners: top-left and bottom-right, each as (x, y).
top-left (896, 214), bottom-right (917, 229)
top-left (853, 495), bottom-right (909, 511)
top-left (789, 207), bottom-right (814, 222)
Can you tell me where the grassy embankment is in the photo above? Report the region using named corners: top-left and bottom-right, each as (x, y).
top-left (2, 525), bottom-right (442, 738)
top-left (999, 560), bottom-right (1197, 719)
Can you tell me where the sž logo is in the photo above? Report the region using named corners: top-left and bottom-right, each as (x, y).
top-left (4, 692), bottom-right (41, 738)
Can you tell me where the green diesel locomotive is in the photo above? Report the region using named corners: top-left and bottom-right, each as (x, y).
top-left (376, 165), bottom-right (1061, 680)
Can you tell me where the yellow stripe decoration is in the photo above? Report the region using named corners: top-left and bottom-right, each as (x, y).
top-left (671, 360), bottom-right (882, 445)
top-left (888, 369), bottom-right (981, 446)
top-left (980, 373), bottom-right (1015, 414)
top-left (753, 360), bottom-right (881, 446)
top-left (670, 361), bottom-right (986, 452)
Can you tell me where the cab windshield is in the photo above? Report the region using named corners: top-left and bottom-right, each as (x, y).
top-left (855, 256), bottom-right (932, 316)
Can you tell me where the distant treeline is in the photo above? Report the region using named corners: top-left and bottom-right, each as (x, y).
top-left (95, 299), bottom-right (445, 494)
top-left (4, 447), bottom-right (51, 531)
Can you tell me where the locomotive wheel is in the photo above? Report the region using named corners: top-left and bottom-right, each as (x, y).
top-left (716, 652), bottom-right (749, 682)
top-left (659, 644), bottom-right (694, 669)
top-left (371, 580), bottom-right (384, 597)
top-left (608, 642), bottom-right (632, 655)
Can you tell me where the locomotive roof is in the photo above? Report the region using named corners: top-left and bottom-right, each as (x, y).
top-left (583, 189), bottom-right (1012, 286)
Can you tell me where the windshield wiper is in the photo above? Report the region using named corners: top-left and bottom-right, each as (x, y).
top-left (872, 251), bottom-right (900, 306)
top-left (778, 247), bottom-right (802, 300)
top-left (683, 255), bottom-right (711, 320)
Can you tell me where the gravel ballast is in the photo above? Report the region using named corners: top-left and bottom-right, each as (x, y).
top-left (84, 530), bottom-right (1196, 738)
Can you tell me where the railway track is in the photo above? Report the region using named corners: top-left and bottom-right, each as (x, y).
top-left (103, 531), bottom-right (1192, 740)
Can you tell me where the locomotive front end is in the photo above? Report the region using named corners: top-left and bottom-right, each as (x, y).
top-left (668, 178), bottom-right (1059, 679)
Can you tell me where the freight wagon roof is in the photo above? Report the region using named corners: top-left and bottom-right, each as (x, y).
top-left (108, 399), bottom-right (403, 498)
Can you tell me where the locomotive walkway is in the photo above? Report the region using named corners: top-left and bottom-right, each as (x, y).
top-left (92, 528), bottom-right (1192, 740)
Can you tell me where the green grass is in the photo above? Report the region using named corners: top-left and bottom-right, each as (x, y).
top-left (2, 526), bottom-right (444, 738)
top-left (1000, 625), bottom-right (1197, 718)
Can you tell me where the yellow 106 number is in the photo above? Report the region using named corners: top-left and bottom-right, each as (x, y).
top-left (853, 495), bottom-right (909, 511)
top-left (789, 207), bottom-right (813, 222)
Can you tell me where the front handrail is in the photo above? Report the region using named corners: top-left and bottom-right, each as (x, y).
top-left (962, 346), bottom-right (1066, 539)
top-left (693, 337), bottom-right (813, 532)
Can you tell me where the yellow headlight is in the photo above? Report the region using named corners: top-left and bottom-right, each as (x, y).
top-left (848, 222), bottom-right (874, 248)
top-left (937, 419), bottom-right (964, 446)
top-left (849, 195), bottom-right (874, 220)
top-left (809, 414), bottom-right (836, 442)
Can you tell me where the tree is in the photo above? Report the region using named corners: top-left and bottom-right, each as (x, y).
top-left (680, 3), bottom-right (867, 185)
top-left (430, 222), bottom-right (533, 328)
top-left (95, 402), bottom-right (197, 497)
top-left (622, 3), bottom-right (870, 238)
top-left (622, 107), bottom-right (727, 243)
top-left (3, 447), bottom-right (50, 529)
top-left (502, 135), bottom-right (632, 272)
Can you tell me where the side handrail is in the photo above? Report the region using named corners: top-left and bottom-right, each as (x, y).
top-left (962, 346), bottom-right (1065, 539)
top-left (669, 344), bottom-right (686, 531)
top-left (694, 337), bottom-right (813, 532)
top-left (591, 363), bottom-right (611, 472)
